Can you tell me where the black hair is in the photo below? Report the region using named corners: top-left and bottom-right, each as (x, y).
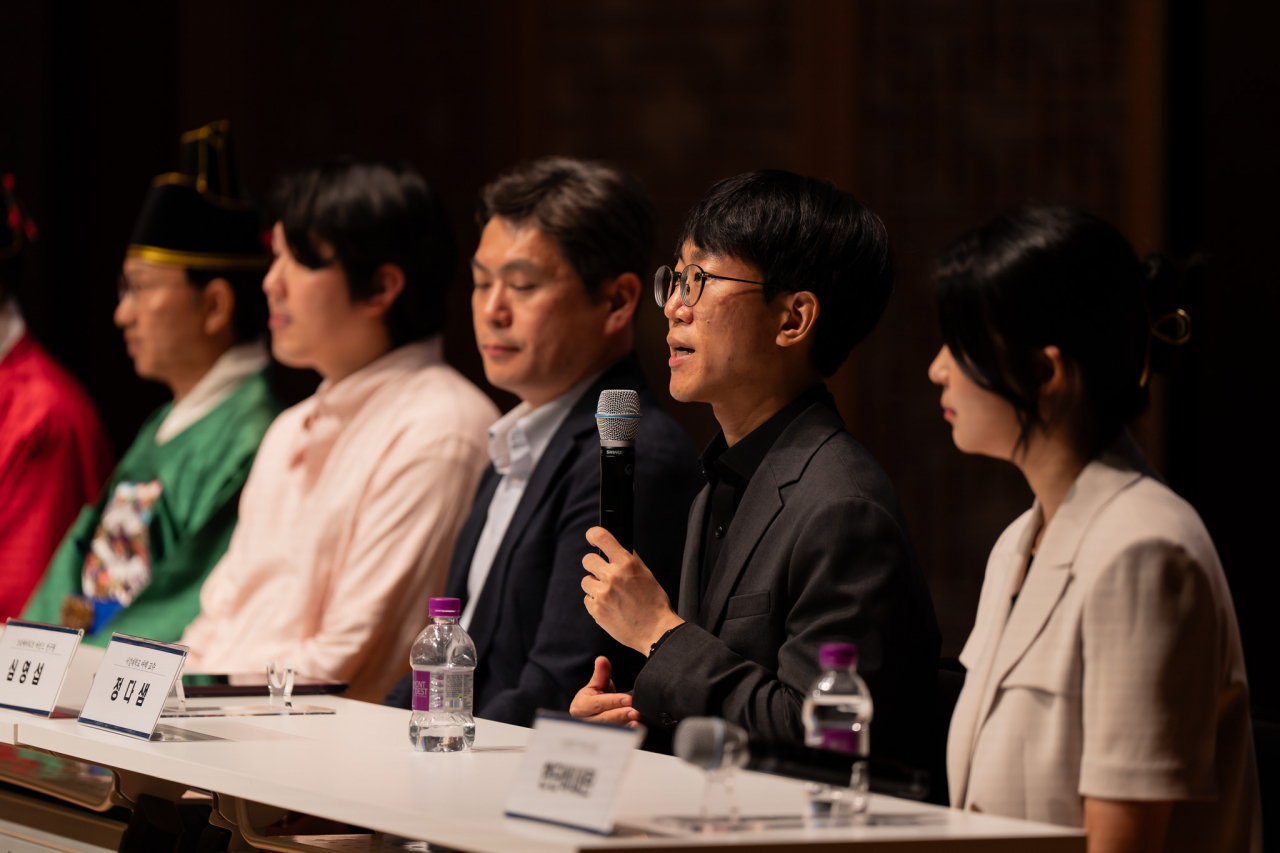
top-left (184, 268), bottom-right (268, 345)
top-left (272, 156), bottom-right (456, 346)
top-left (477, 157), bottom-right (654, 297)
top-left (676, 170), bottom-right (894, 377)
top-left (934, 205), bottom-right (1183, 452)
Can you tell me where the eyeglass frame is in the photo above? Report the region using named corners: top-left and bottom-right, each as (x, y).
top-left (653, 263), bottom-right (767, 308)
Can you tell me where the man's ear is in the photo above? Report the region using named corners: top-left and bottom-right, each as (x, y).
top-left (600, 271), bottom-right (641, 335)
top-left (360, 263), bottom-right (407, 318)
top-left (201, 278), bottom-right (237, 339)
top-left (775, 290), bottom-right (820, 349)
top-left (1039, 345), bottom-right (1069, 399)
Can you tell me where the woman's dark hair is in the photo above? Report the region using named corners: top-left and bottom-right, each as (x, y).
top-left (676, 170), bottom-right (894, 377)
top-left (934, 204), bottom-right (1185, 451)
top-left (272, 157), bottom-right (456, 346)
top-left (477, 157), bottom-right (654, 297)
top-left (185, 268), bottom-right (268, 345)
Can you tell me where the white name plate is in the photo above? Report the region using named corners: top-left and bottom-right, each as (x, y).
top-left (0, 619), bottom-right (84, 716)
top-left (78, 634), bottom-right (187, 740)
top-left (505, 711), bottom-right (645, 835)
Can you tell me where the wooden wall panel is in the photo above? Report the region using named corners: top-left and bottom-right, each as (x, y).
top-left (7, 0), bottom-right (1191, 664)
top-left (843, 0), bottom-right (1157, 652)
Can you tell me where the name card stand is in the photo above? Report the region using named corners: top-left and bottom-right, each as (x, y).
top-left (0, 619), bottom-right (84, 717)
top-left (159, 702), bottom-right (335, 718)
top-left (78, 634), bottom-right (187, 740)
top-left (505, 711), bottom-right (645, 835)
top-left (161, 663), bottom-right (334, 718)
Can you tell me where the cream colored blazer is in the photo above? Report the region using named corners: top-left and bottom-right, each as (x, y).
top-left (947, 435), bottom-right (1261, 852)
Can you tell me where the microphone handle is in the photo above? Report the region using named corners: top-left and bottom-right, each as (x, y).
top-left (745, 742), bottom-right (854, 788)
top-left (745, 741), bottom-right (931, 801)
top-left (599, 444), bottom-right (635, 553)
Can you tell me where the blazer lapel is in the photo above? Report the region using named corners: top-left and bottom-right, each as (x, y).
top-left (466, 353), bottom-right (653, 661)
top-left (967, 550), bottom-right (1074, 762)
top-left (697, 403), bottom-right (843, 631)
top-left (947, 510), bottom-right (1040, 806)
top-left (697, 471), bottom-right (782, 629)
top-left (446, 467), bottom-right (500, 601)
top-left (677, 487), bottom-right (709, 620)
top-left (963, 440), bottom-right (1149, 781)
top-left (467, 423), bottom-right (585, 662)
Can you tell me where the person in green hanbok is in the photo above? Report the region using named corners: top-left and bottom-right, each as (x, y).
top-left (22, 121), bottom-right (284, 645)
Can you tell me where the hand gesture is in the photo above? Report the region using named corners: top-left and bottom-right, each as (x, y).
top-left (569, 656), bottom-right (641, 727)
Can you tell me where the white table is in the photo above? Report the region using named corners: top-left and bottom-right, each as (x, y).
top-left (0, 691), bottom-right (1084, 853)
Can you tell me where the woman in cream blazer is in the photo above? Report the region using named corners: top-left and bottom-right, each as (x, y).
top-left (929, 206), bottom-right (1261, 853)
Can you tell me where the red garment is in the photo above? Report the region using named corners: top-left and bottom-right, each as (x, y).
top-left (0, 333), bottom-right (114, 619)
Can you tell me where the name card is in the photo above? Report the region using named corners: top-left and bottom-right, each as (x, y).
top-left (0, 619), bottom-right (84, 716)
top-left (505, 711), bottom-right (645, 835)
top-left (78, 634), bottom-right (187, 740)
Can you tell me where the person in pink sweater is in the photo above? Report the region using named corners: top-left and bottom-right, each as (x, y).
top-left (181, 158), bottom-right (497, 701)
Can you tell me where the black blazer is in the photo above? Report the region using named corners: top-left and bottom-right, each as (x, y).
top-left (631, 401), bottom-right (940, 768)
top-left (386, 354), bottom-right (703, 725)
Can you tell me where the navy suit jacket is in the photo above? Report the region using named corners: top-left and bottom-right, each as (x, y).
top-left (386, 353), bottom-right (704, 725)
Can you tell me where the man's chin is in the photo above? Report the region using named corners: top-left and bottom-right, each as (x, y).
top-left (270, 340), bottom-right (310, 370)
top-left (667, 378), bottom-right (705, 405)
top-left (130, 358), bottom-right (158, 382)
top-left (482, 366), bottom-right (526, 398)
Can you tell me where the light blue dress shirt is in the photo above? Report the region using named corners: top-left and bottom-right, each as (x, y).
top-left (459, 372), bottom-right (602, 631)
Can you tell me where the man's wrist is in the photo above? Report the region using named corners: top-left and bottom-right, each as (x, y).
top-left (644, 615), bottom-right (686, 658)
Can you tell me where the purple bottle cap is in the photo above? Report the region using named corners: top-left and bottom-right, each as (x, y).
top-left (429, 597), bottom-right (461, 618)
top-left (819, 642), bottom-right (858, 670)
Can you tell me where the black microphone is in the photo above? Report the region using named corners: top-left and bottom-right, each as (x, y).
top-left (595, 390), bottom-right (640, 553)
top-left (673, 717), bottom-right (930, 801)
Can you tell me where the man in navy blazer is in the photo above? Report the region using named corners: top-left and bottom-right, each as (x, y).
top-left (386, 158), bottom-right (702, 725)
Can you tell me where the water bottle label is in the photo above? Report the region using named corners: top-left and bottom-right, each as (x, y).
top-left (413, 669), bottom-right (473, 713)
top-left (411, 670), bottom-right (431, 711)
top-left (435, 671), bottom-right (472, 712)
top-left (821, 730), bottom-right (859, 754)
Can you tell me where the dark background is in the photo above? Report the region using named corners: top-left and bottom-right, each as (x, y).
top-left (2, 1), bottom-right (1276, 718)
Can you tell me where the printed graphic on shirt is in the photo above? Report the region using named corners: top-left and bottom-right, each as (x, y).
top-left (80, 480), bottom-right (164, 606)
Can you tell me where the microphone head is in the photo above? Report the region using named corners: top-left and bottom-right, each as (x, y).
top-left (673, 717), bottom-right (749, 771)
top-left (595, 389), bottom-right (641, 442)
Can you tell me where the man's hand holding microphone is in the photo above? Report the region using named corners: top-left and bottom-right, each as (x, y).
top-left (572, 526), bottom-right (683, 727)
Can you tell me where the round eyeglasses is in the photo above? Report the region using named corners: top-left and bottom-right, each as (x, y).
top-left (653, 263), bottom-right (767, 308)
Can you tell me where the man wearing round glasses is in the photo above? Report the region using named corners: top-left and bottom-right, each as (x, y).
top-left (573, 170), bottom-right (941, 772)
top-left (23, 122), bottom-right (283, 647)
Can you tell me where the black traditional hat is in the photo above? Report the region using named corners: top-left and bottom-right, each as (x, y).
top-left (127, 120), bottom-right (267, 270)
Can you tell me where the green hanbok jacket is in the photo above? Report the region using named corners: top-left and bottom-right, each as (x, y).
top-left (22, 371), bottom-right (282, 645)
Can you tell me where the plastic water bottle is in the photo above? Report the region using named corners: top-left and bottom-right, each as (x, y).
top-left (801, 642), bottom-right (873, 819)
top-left (408, 597), bottom-right (476, 752)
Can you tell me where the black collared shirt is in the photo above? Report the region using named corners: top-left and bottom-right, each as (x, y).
top-left (698, 384), bottom-right (836, 601)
